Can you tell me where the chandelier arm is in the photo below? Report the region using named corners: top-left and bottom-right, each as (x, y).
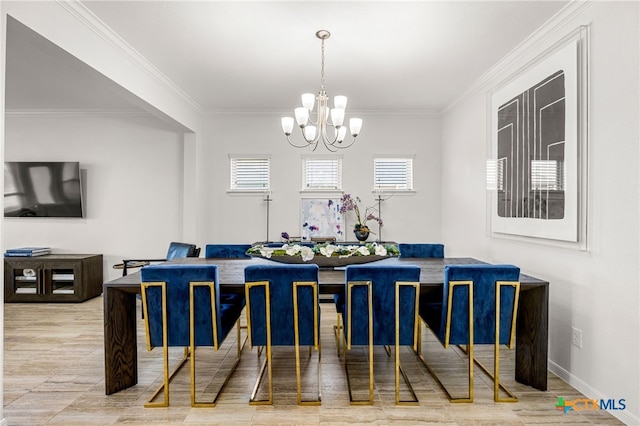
top-left (328, 136), bottom-right (359, 150)
top-left (322, 139), bottom-right (340, 153)
top-left (286, 135), bottom-right (314, 149)
top-left (320, 123), bottom-right (340, 146)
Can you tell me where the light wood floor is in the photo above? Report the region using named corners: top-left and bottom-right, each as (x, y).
top-left (4, 296), bottom-right (623, 425)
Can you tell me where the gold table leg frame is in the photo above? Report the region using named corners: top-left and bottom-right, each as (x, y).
top-left (246, 280), bottom-right (321, 405)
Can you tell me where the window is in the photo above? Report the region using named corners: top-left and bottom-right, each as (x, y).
top-left (229, 156), bottom-right (270, 191)
top-left (302, 156), bottom-right (342, 190)
top-left (374, 157), bottom-right (413, 191)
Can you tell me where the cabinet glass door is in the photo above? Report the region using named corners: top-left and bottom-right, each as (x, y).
top-left (51, 268), bottom-right (76, 295)
top-left (13, 267), bottom-right (40, 295)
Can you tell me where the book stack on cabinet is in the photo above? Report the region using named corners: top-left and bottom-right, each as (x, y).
top-left (4, 247), bottom-right (50, 257)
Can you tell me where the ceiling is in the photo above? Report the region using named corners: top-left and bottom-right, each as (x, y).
top-left (5, 1), bottom-right (570, 114)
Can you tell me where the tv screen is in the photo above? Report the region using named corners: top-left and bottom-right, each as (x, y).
top-left (4, 161), bottom-right (84, 218)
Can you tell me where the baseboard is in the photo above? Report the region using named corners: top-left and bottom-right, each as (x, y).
top-left (549, 360), bottom-right (638, 425)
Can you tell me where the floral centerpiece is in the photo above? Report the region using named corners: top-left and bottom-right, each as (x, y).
top-left (339, 193), bottom-right (383, 241)
top-left (246, 242), bottom-right (400, 267)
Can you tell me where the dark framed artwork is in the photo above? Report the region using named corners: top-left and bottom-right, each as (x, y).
top-left (488, 26), bottom-right (589, 247)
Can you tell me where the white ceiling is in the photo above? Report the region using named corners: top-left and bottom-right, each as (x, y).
top-left (5, 1), bottom-right (570, 113)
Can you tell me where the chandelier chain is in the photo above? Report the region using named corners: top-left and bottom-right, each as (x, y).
top-left (320, 37), bottom-right (325, 91)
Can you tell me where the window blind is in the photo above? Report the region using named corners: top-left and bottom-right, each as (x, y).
top-left (303, 158), bottom-right (342, 190)
top-left (374, 158), bottom-right (413, 190)
top-left (230, 157), bottom-right (270, 190)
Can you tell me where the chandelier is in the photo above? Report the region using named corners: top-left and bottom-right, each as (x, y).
top-left (281, 30), bottom-right (363, 152)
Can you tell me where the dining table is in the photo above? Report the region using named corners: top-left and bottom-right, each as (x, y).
top-left (102, 256), bottom-right (548, 395)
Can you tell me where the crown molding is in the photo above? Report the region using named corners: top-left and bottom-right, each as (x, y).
top-left (5, 108), bottom-right (150, 117)
top-left (55, 0), bottom-right (202, 113)
top-left (203, 108), bottom-right (442, 118)
top-left (443, 0), bottom-right (594, 113)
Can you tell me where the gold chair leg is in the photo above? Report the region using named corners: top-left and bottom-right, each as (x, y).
top-left (417, 338), bottom-right (474, 403)
top-left (472, 353), bottom-right (518, 402)
top-left (145, 347), bottom-right (190, 408)
top-left (415, 281), bottom-right (474, 403)
top-left (343, 331), bottom-right (374, 405)
top-left (343, 281), bottom-right (374, 405)
top-left (143, 281), bottom-right (191, 408)
top-left (395, 281), bottom-right (419, 405)
top-left (189, 282), bottom-right (244, 408)
top-left (294, 281), bottom-right (321, 405)
top-left (395, 349), bottom-right (419, 405)
top-left (190, 324), bottom-right (243, 408)
top-left (246, 281), bottom-right (273, 405)
top-left (249, 351), bottom-right (272, 405)
top-left (333, 312), bottom-right (342, 357)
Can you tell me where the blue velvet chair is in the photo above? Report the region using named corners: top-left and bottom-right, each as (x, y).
top-left (140, 264), bottom-right (245, 407)
top-left (244, 264), bottom-right (321, 405)
top-left (398, 243), bottom-right (445, 258)
top-left (205, 244), bottom-right (252, 258)
top-left (418, 264), bottom-right (521, 403)
top-left (119, 241), bottom-right (201, 276)
top-left (335, 264), bottom-right (421, 405)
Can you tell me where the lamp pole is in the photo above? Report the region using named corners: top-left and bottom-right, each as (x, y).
top-left (375, 190), bottom-right (383, 242)
top-left (264, 191), bottom-right (272, 243)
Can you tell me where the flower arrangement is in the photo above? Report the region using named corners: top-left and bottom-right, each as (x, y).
top-left (339, 193), bottom-right (383, 234)
top-left (246, 242), bottom-right (400, 262)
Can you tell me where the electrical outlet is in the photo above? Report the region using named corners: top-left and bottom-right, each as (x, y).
top-left (572, 327), bottom-right (583, 348)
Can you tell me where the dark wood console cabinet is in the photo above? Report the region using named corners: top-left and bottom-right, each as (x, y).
top-left (4, 254), bottom-right (103, 302)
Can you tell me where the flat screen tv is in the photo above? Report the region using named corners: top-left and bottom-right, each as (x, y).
top-left (4, 161), bottom-right (84, 218)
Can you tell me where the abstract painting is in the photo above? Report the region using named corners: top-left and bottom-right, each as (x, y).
top-left (489, 31), bottom-right (587, 244)
top-left (300, 198), bottom-right (345, 242)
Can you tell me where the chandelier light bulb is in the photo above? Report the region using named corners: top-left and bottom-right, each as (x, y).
top-left (294, 107), bottom-right (309, 127)
top-left (334, 95), bottom-right (347, 110)
top-left (304, 125), bottom-right (317, 141)
top-left (281, 117), bottom-right (294, 135)
top-left (349, 118), bottom-right (363, 136)
top-left (282, 30), bottom-right (363, 151)
top-left (301, 93), bottom-right (315, 111)
top-left (337, 126), bottom-right (347, 142)
top-left (331, 108), bottom-right (345, 127)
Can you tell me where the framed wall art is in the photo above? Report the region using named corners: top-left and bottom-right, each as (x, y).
top-left (300, 198), bottom-right (345, 242)
top-left (487, 26), bottom-right (589, 248)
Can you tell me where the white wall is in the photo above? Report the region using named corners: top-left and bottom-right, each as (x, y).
top-left (199, 112), bottom-right (442, 245)
top-left (4, 113), bottom-right (187, 282)
top-left (441, 2), bottom-right (639, 424)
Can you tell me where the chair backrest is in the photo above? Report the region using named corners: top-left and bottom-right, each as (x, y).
top-left (244, 264), bottom-right (319, 347)
top-left (398, 243), bottom-right (445, 258)
top-left (343, 264), bottom-right (421, 346)
top-left (141, 264), bottom-right (241, 349)
top-left (166, 242), bottom-right (199, 260)
top-left (205, 244), bottom-right (252, 258)
top-left (437, 264), bottom-right (520, 346)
